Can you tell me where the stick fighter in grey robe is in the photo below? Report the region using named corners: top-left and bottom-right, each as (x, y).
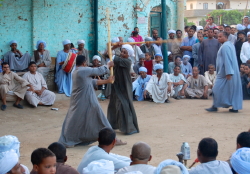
top-left (206, 32), bottom-right (243, 113)
top-left (58, 55), bottom-right (126, 147)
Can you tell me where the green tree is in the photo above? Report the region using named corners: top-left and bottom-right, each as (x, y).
top-left (184, 17), bottom-right (195, 26)
top-left (207, 10), bottom-right (243, 25)
top-left (0, 0), bottom-right (3, 6)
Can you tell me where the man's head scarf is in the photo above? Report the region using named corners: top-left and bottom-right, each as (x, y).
top-left (139, 67), bottom-right (147, 73)
top-left (196, 26), bottom-right (203, 31)
top-left (237, 24), bottom-right (246, 31)
top-left (77, 40), bottom-right (85, 45)
top-left (82, 159), bottom-right (114, 174)
top-left (183, 55), bottom-right (190, 61)
top-left (168, 30), bottom-right (176, 35)
top-left (154, 64), bottom-right (163, 71)
top-left (92, 55), bottom-right (101, 61)
top-left (231, 147), bottom-right (250, 174)
top-left (168, 51), bottom-right (172, 56)
top-left (0, 135), bottom-right (20, 157)
top-left (111, 37), bottom-right (120, 43)
top-left (127, 37), bottom-right (135, 42)
top-left (62, 39), bottom-right (71, 46)
top-left (9, 40), bottom-right (17, 46)
top-left (139, 53), bottom-right (145, 59)
top-left (36, 40), bottom-right (46, 49)
top-left (247, 32), bottom-right (250, 37)
top-left (122, 44), bottom-right (135, 58)
top-left (0, 150), bottom-right (19, 174)
top-left (155, 53), bottom-right (163, 58)
top-left (145, 37), bottom-right (153, 42)
top-left (154, 159), bottom-right (189, 174)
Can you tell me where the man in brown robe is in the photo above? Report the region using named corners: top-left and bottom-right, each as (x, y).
top-left (107, 44), bottom-right (139, 135)
top-left (0, 62), bottom-right (31, 111)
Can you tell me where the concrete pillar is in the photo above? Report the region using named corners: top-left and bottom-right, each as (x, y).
top-left (177, 0), bottom-right (185, 30)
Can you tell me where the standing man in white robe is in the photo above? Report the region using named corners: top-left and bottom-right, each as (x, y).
top-left (240, 32), bottom-right (250, 63)
top-left (206, 32), bottom-right (243, 113)
top-left (144, 64), bottom-right (173, 103)
top-left (23, 62), bottom-right (56, 107)
top-left (4, 40), bottom-right (31, 71)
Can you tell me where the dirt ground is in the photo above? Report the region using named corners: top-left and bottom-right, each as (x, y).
top-left (0, 97), bottom-right (249, 171)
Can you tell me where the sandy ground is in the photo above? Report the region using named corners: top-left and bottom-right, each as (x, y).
top-left (0, 97), bottom-right (249, 171)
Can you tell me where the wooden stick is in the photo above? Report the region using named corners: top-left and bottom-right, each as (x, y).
top-left (106, 8), bottom-right (113, 77)
top-left (111, 40), bottom-right (170, 46)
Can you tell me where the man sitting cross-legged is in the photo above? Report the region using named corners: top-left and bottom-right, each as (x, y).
top-left (189, 138), bottom-right (233, 174)
top-left (77, 128), bottom-right (130, 173)
top-left (0, 62), bottom-right (31, 111)
top-left (144, 64), bottom-right (174, 103)
top-left (132, 67), bottom-right (151, 101)
top-left (23, 62), bottom-right (56, 108)
top-left (184, 67), bottom-right (209, 99)
top-left (204, 64), bottom-right (216, 93)
top-left (116, 142), bottom-right (156, 174)
top-left (30, 142), bottom-right (79, 174)
top-left (169, 65), bottom-right (186, 100)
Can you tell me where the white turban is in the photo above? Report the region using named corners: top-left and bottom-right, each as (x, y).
top-left (168, 30), bottom-right (176, 35)
top-left (0, 135), bottom-right (20, 157)
top-left (183, 55), bottom-right (190, 60)
top-left (77, 40), bottom-right (85, 45)
top-left (154, 64), bottom-right (163, 71)
top-left (154, 159), bottom-right (189, 174)
top-left (247, 32), bottom-right (250, 36)
top-left (36, 40), bottom-right (46, 49)
top-left (9, 40), bottom-right (17, 46)
top-left (125, 172), bottom-right (143, 174)
top-left (243, 16), bottom-right (249, 19)
top-left (236, 24), bottom-right (246, 31)
top-left (82, 159), bottom-right (114, 174)
top-left (0, 150), bottom-right (19, 174)
top-left (62, 39), bottom-right (71, 46)
top-left (92, 55), bottom-right (101, 61)
top-left (231, 147), bottom-right (250, 174)
top-left (111, 37), bottom-right (120, 43)
top-left (122, 44), bottom-right (135, 58)
top-left (127, 37), bottom-right (135, 42)
top-left (139, 67), bottom-right (147, 73)
top-left (196, 26), bottom-right (203, 31)
top-left (168, 51), bottom-right (172, 56)
top-left (145, 37), bottom-right (153, 41)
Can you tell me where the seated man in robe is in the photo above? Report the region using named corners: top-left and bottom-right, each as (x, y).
top-left (4, 40), bottom-right (31, 71)
top-left (169, 66), bottom-right (186, 100)
top-left (32, 40), bottom-right (51, 80)
top-left (0, 62), bottom-right (31, 111)
top-left (117, 142), bottom-right (156, 174)
top-left (23, 62), bottom-right (56, 108)
top-left (133, 54), bottom-right (145, 75)
top-left (181, 55), bottom-right (192, 79)
top-left (184, 67), bottom-right (209, 99)
top-left (55, 39), bottom-right (75, 97)
top-left (0, 135), bottom-right (30, 174)
top-left (77, 40), bottom-right (89, 65)
top-left (144, 64), bottom-right (174, 103)
top-left (231, 148), bottom-right (250, 174)
top-left (204, 64), bottom-right (217, 91)
top-left (133, 67), bottom-right (151, 101)
top-left (189, 138), bottom-right (233, 174)
top-left (168, 56), bottom-right (183, 74)
top-left (77, 128), bottom-right (130, 173)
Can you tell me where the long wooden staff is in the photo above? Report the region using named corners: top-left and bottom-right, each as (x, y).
top-left (106, 9), bottom-right (113, 77)
top-left (111, 40), bottom-right (169, 46)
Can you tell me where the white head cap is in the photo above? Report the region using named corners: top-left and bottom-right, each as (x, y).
top-left (82, 159), bottom-right (114, 174)
top-left (0, 150), bottom-right (19, 174)
top-left (92, 55), bottom-right (101, 61)
top-left (77, 40), bottom-right (85, 45)
top-left (62, 39), bottom-right (71, 46)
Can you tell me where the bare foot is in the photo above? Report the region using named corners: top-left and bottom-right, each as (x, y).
top-left (115, 138), bottom-right (127, 146)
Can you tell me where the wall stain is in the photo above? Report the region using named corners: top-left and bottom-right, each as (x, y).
top-left (117, 14), bottom-right (124, 22)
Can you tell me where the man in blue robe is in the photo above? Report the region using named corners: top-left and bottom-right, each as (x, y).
top-left (132, 67), bottom-right (151, 101)
top-left (206, 32), bottom-right (243, 113)
top-left (55, 40), bottom-right (75, 97)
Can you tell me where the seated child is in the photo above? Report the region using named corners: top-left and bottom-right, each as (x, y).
top-left (204, 64), bottom-right (217, 91)
top-left (152, 53), bottom-right (163, 75)
top-left (240, 63), bottom-right (246, 77)
top-left (31, 148), bottom-right (57, 174)
top-left (242, 64), bottom-right (250, 100)
top-left (133, 54), bottom-right (145, 75)
top-left (144, 52), bottom-right (153, 75)
top-left (181, 55), bottom-right (192, 79)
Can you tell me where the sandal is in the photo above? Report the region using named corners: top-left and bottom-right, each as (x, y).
top-left (115, 139), bottom-right (127, 146)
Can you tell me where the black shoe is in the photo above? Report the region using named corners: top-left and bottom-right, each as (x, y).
top-left (165, 99), bottom-right (170, 103)
top-left (229, 109), bottom-right (238, 113)
top-left (206, 106), bottom-right (218, 112)
top-left (149, 98), bottom-right (153, 102)
top-left (13, 103), bottom-right (24, 109)
top-left (175, 96), bottom-right (181, 100)
top-left (1, 105), bottom-right (7, 111)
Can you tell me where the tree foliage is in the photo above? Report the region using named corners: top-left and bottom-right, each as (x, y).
top-left (0, 0), bottom-right (3, 7)
top-left (207, 10), bottom-right (244, 25)
top-left (184, 17), bottom-right (195, 26)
